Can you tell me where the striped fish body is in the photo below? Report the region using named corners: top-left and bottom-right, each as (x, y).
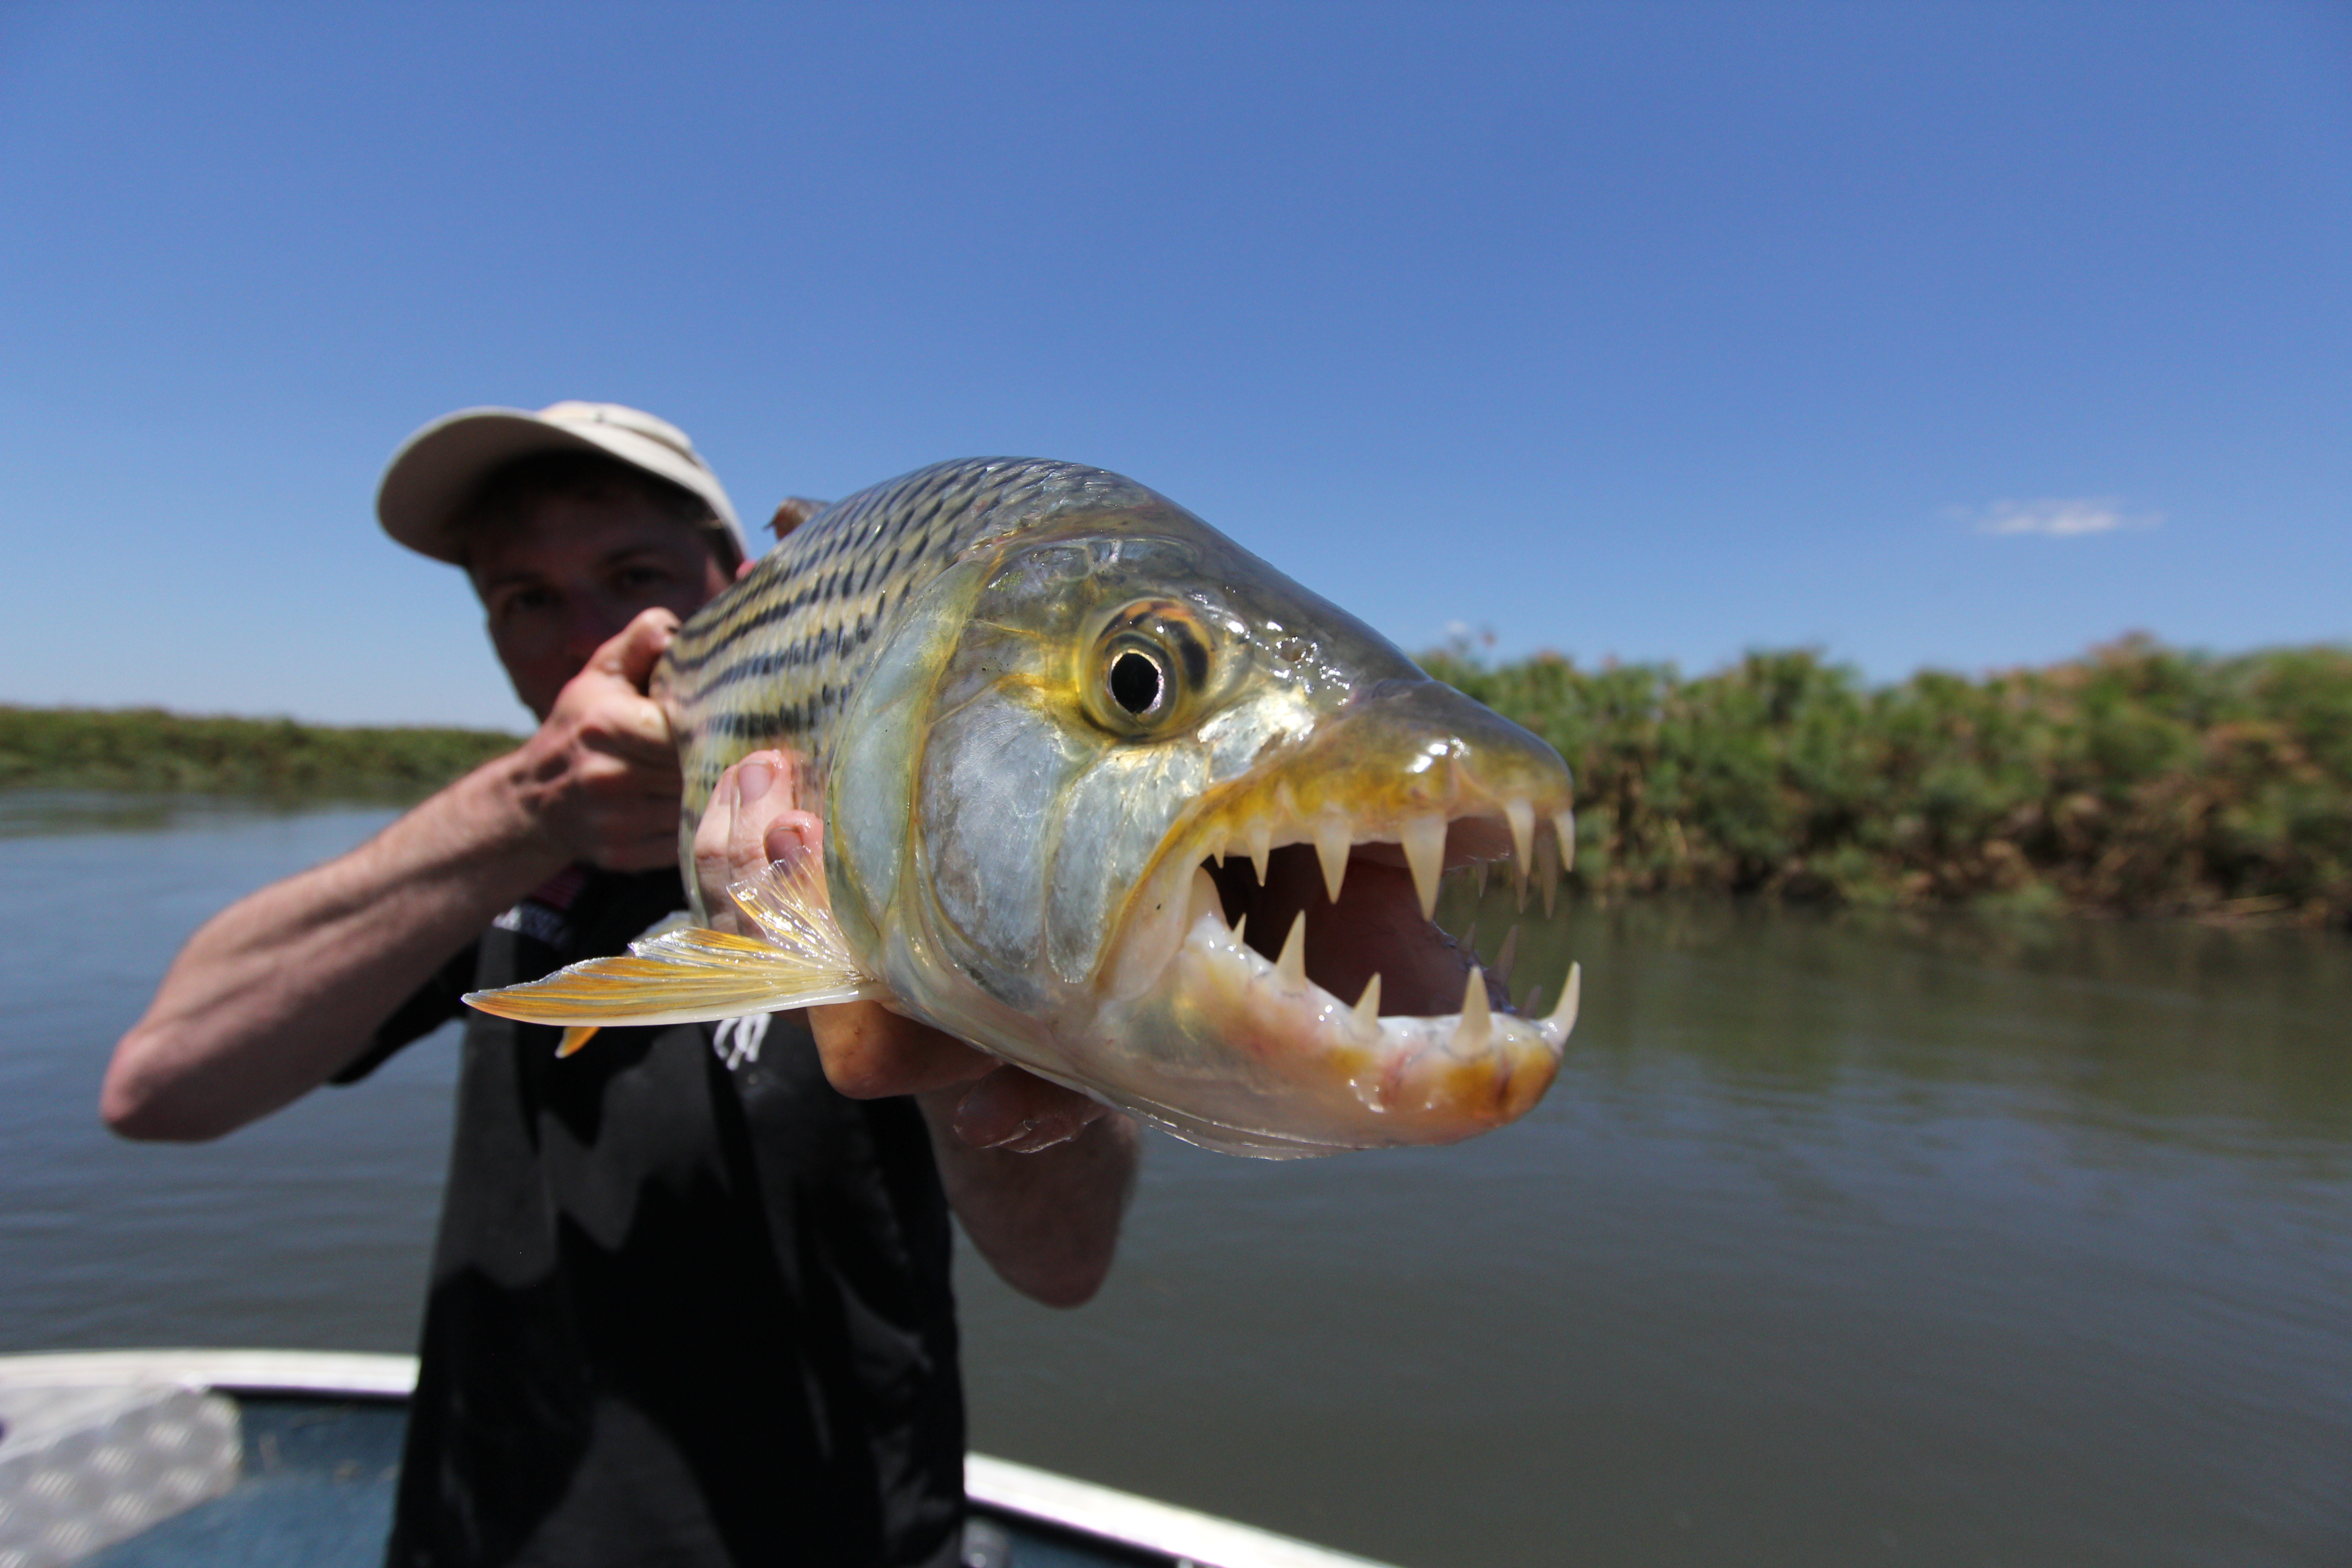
top-left (659, 460), bottom-right (1168, 897)
top-left (490, 458), bottom-right (1583, 1157)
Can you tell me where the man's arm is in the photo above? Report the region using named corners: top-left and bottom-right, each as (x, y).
top-left (101, 611), bottom-right (688, 1142)
top-left (697, 752), bottom-right (1142, 1308)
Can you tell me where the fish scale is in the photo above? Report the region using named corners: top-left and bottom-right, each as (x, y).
top-left (660, 457), bottom-right (1159, 858)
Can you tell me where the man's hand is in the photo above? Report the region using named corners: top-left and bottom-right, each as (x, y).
top-left (694, 749), bottom-right (1115, 1151)
top-left (508, 610), bottom-right (685, 871)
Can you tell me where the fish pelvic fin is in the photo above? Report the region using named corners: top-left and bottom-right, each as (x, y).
top-left (464, 855), bottom-right (885, 1037)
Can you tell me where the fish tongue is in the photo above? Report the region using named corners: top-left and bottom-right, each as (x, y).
top-left (1254, 849), bottom-right (1473, 1018)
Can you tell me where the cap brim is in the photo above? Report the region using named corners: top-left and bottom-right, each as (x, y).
top-left (377, 406), bottom-right (743, 564)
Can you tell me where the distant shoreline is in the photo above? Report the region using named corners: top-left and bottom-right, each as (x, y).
top-left (9, 634), bottom-right (2347, 926)
top-left (0, 705), bottom-right (520, 803)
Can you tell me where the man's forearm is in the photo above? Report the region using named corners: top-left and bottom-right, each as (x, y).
top-left (920, 1093), bottom-right (1141, 1308)
top-left (102, 608), bottom-right (690, 1142)
top-left (101, 753), bottom-right (571, 1142)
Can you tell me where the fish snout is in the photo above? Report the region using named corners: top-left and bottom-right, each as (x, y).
top-left (1343, 676), bottom-right (1572, 787)
top-left (1272, 675), bottom-right (1576, 892)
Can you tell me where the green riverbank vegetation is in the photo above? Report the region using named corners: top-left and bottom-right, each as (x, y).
top-left (1423, 636), bottom-right (2352, 927)
top-left (0, 706), bottom-right (521, 801)
top-left (7, 635), bottom-right (2348, 924)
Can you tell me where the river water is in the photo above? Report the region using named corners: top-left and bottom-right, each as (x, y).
top-left (2, 792), bottom-right (2345, 1567)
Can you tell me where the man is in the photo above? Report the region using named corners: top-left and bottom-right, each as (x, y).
top-left (102, 402), bottom-right (1139, 1568)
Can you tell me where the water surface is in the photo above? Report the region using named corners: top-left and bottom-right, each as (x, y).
top-left (3, 793), bottom-right (2345, 1567)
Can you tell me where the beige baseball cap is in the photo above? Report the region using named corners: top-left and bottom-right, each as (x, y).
top-left (377, 400), bottom-right (746, 565)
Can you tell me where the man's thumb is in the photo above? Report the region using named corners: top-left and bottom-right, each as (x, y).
top-left (597, 609), bottom-right (681, 691)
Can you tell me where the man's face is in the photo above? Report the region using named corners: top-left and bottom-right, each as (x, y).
top-left (467, 492), bottom-right (735, 720)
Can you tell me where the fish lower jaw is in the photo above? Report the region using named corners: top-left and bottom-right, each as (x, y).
top-left (1159, 879), bottom-right (1579, 1142)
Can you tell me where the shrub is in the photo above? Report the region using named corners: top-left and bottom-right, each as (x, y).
top-left (1425, 637), bottom-right (2352, 926)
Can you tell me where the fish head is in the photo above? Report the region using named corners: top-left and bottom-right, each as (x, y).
top-left (825, 490), bottom-right (1579, 1157)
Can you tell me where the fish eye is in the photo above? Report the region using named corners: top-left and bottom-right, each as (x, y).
top-left (1109, 648), bottom-right (1166, 716)
top-left (1088, 598), bottom-right (1213, 735)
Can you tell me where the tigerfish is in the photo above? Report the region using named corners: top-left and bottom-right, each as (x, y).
top-left (466, 458), bottom-right (1579, 1157)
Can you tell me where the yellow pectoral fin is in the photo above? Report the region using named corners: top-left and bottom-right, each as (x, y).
top-left (557, 1026), bottom-right (602, 1058)
top-left (463, 922), bottom-right (883, 1040)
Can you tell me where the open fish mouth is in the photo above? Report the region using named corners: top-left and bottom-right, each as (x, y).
top-left (1200, 799), bottom-right (1575, 1014)
top-left (1106, 740), bottom-right (1580, 1151)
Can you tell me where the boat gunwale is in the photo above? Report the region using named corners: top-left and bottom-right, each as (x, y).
top-left (0, 1349), bottom-right (1401, 1568)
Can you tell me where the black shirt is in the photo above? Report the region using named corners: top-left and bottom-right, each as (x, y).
top-left (340, 867), bottom-right (965, 1568)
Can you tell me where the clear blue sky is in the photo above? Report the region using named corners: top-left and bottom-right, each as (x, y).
top-left (3, 2), bottom-right (2346, 730)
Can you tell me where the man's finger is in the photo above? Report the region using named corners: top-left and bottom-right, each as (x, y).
top-left (691, 767), bottom-right (744, 932)
top-left (761, 814), bottom-right (822, 876)
top-left (593, 608), bottom-right (681, 691)
top-left (726, 750), bottom-right (805, 879)
top-left (578, 704), bottom-right (680, 766)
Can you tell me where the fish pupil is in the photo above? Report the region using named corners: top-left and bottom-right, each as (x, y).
top-left (1110, 650), bottom-right (1165, 716)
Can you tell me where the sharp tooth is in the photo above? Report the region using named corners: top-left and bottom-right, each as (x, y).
top-left (1472, 861), bottom-right (1490, 901)
top-left (1352, 971), bottom-right (1382, 1028)
top-left (1232, 912), bottom-right (1248, 948)
top-left (1504, 799), bottom-right (1536, 882)
top-left (1276, 910), bottom-right (1308, 985)
top-left (1247, 820), bottom-right (1273, 886)
top-left (1494, 924), bottom-right (1520, 986)
top-left (1553, 809), bottom-right (1576, 875)
top-left (1536, 828), bottom-right (1560, 918)
top-left (1453, 965), bottom-right (1492, 1054)
top-left (1210, 843), bottom-right (1225, 868)
top-left (1544, 961), bottom-right (1582, 1039)
top-left (1401, 813), bottom-right (1446, 921)
top-left (1313, 812), bottom-right (1352, 905)
top-left (1187, 866), bottom-right (1223, 927)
